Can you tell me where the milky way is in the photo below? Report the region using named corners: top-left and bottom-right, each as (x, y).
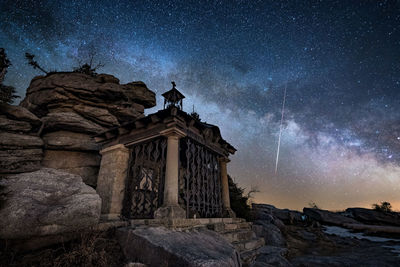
top-left (1, 0), bottom-right (400, 210)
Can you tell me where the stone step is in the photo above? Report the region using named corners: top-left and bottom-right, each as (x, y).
top-left (223, 221), bottom-right (252, 231)
top-left (221, 229), bottom-right (255, 243)
top-left (232, 237), bottom-right (265, 252)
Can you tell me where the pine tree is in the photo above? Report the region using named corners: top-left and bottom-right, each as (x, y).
top-left (0, 48), bottom-right (19, 104)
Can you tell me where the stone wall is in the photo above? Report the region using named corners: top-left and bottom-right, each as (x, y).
top-left (19, 72), bottom-right (156, 187)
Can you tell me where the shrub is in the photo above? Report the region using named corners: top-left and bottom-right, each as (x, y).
top-left (0, 48), bottom-right (19, 104)
top-left (372, 201), bottom-right (392, 213)
top-left (0, 228), bottom-right (125, 267)
top-left (308, 201), bottom-right (320, 209)
top-left (228, 175), bottom-right (254, 221)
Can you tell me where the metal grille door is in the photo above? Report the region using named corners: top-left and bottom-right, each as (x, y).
top-left (180, 138), bottom-right (223, 218)
top-left (122, 138), bottom-right (167, 219)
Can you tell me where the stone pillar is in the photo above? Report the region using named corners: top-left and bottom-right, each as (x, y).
top-left (96, 144), bottom-right (130, 220)
top-left (220, 158), bottom-right (236, 218)
top-left (154, 128), bottom-right (186, 219)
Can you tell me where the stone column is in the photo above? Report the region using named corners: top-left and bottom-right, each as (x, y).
top-left (154, 128), bottom-right (186, 219)
top-left (96, 144), bottom-right (130, 220)
top-left (220, 158), bottom-right (236, 218)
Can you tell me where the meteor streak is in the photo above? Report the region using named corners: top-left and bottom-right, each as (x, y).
top-left (275, 82), bottom-right (287, 175)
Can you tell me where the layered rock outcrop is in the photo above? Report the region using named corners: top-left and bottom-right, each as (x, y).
top-left (19, 72), bottom-right (156, 186)
top-left (0, 104), bottom-right (43, 173)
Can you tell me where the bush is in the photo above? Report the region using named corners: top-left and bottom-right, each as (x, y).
top-left (0, 48), bottom-right (19, 104)
top-left (372, 201), bottom-right (392, 213)
top-left (228, 175), bottom-right (253, 221)
top-left (0, 228), bottom-right (126, 267)
top-left (308, 201), bottom-right (320, 209)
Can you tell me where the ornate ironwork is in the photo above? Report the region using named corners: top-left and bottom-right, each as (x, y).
top-left (122, 137), bottom-right (167, 219)
top-left (179, 138), bottom-right (223, 218)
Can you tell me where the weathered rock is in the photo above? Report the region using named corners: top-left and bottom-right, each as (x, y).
top-left (0, 115), bottom-right (32, 132)
top-left (124, 81), bottom-right (156, 107)
top-left (20, 88), bottom-right (70, 117)
top-left (0, 148), bottom-right (43, 173)
top-left (0, 103), bottom-right (41, 126)
top-left (42, 150), bottom-right (101, 186)
top-left (0, 168), bottom-right (101, 239)
top-left (117, 226), bottom-right (241, 267)
top-left (254, 246), bottom-right (292, 267)
top-left (96, 73), bottom-right (120, 84)
top-left (73, 105), bottom-right (120, 127)
top-left (41, 112), bottom-right (106, 134)
top-left (253, 204), bottom-right (303, 225)
top-left (20, 73), bottom-right (156, 120)
top-left (303, 208), bottom-right (359, 226)
top-left (272, 209), bottom-right (303, 225)
top-left (0, 132), bottom-right (43, 149)
top-left (42, 131), bottom-right (100, 151)
top-left (346, 208), bottom-right (400, 226)
top-left (253, 221), bottom-right (286, 247)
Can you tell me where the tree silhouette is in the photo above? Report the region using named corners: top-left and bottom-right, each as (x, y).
top-left (25, 52), bottom-right (48, 74)
top-left (0, 48), bottom-right (19, 104)
top-left (372, 201), bottom-right (392, 213)
top-left (73, 51), bottom-right (104, 76)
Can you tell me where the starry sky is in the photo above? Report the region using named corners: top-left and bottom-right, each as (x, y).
top-left (1, 0), bottom-right (400, 211)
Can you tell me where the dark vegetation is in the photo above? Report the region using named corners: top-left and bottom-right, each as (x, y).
top-left (372, 201), bottom-right (392, 213)
top-left (24, 53), bottom-right (48, 74)
top-left (72, 52), bottom-right (104, 77)
top-left (308, 201), bottom-right (320, 209)
top-left (228, 175), bottom-right (256, 221)
top-left (24, 50), bottom-right (104, 77)
top-left (0, 48), bottom-right (19, 104)
top-left (0, 228), bottom-right (125, 267)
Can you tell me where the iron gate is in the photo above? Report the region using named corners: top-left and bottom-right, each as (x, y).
top-left (122, 137), bottom-right (167, 219)
top-left (179, 138), bottom-right (223, 218)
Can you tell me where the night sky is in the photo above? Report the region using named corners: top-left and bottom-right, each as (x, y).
top-left (1, 0), bottom-right (400, 210)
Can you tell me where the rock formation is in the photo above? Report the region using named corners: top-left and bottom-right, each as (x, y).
top-left (19, 72), bottom-right (156, 186)
top-left (117, 226), bottom-right (241, 267)
top-left (346, 207), bottom-right (400, 227)
top-left (303, 208), bottom-right (359, 226)
top-left (0, 103), bottom-right (43, 173)
top-left (0, 168), bottom-right (101, 239)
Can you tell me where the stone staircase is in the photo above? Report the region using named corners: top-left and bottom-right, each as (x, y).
top-left (208, 218), bottom-right (265, 266)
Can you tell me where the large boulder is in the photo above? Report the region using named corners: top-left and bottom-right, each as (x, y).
top-left (345, 208), bottom-right (400, 226)
top-left (303, 208), bottom-right (359, 226)
top-left (117, 226), bottom-right (241, 267)
top-left (0, 168), bottom-right (101, 239)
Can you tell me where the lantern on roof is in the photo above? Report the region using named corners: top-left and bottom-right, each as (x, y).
top-left (162, 81), bottom-right (185, 110)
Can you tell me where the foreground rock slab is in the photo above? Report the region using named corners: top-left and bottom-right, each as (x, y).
top-left (0, 168), bottom-right (101, 239)
top-left (117, 226), bottom-right (241, 267)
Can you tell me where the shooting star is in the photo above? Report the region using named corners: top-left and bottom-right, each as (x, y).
top-left (275, 82), bottom-right (287, 175)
